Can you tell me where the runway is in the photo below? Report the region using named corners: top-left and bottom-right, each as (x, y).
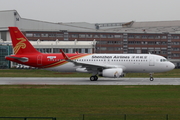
top-left (0, 77), bottom-right (180, 85)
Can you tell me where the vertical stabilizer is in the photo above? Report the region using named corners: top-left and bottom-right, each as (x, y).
top-left (9, 27), bottom-right (40, 55)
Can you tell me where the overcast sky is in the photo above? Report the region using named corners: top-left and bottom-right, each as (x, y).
top-left (1, 0), bottom-right (180, 23)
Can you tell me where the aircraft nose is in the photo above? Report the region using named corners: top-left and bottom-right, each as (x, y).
top-left (167, 62), bottom-right (175, 70)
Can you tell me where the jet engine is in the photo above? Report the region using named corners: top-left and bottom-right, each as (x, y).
top-left (100, 68), bottom-right (124, 78)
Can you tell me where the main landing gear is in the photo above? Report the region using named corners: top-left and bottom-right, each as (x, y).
top-left (90, 74), bottom-right (155, 81)
top-left (149, 73), bottom-right (154, 81)
top-left (90, 75), bottom-right (98, 81)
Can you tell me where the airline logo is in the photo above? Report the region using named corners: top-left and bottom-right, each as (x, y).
top-left (14, 38), bottom-right (26, 54)
top-left (47, 56), bottom-right (56, 60)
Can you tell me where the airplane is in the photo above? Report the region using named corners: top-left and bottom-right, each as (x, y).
top-left (5, 27), bottom-right (175, 81)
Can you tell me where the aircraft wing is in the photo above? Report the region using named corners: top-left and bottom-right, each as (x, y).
top-left (74, 61), bottom-right (120, 69)
top-left (60, 49), bottom-right (125, 71)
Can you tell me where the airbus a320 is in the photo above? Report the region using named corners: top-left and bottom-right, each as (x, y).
top-left (5, 27), bottom-right (175, 81)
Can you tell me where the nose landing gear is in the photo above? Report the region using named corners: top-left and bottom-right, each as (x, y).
top-left (149, 73), bottom-right (154, 81)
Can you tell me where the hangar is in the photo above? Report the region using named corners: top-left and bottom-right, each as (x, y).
top-left (0, 10), bottom-right (180, 68)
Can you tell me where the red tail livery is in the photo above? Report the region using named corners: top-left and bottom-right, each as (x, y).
top-left (9, 27), bottom-right (40, 55)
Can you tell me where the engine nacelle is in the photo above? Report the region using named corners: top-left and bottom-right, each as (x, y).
top-left (101, 68), bottom-right (124, 78)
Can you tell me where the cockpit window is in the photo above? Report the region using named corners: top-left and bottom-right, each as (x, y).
top-left (160, 59), bottom-right (167, 62)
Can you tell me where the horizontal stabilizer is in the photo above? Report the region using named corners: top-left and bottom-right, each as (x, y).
top-left (6, 56), bottom-right (29, 62)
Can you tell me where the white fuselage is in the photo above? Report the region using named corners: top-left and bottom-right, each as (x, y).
top-left (45, 54), bottom-right (175, 73)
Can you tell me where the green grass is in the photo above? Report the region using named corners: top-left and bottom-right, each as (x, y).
top-left (0, 69), bottom-right (180, 119)
top-left (0, 85), bottom-right (180, 119)
top-left (0, 69), bottom-right (91, 77)
top-left (0, 69), bottom-right (180, 77)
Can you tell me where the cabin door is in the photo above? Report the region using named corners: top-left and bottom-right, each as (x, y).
top-left (37, 55), bottom-right (43, 65)
top-left (149, 56), bottom-right (154, 66)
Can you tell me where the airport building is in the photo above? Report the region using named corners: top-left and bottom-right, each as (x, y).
top-left (0, 10), bottom-right (180, 68)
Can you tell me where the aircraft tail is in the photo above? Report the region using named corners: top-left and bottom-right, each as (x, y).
top-left (9, 27), bottom-right (40, 55)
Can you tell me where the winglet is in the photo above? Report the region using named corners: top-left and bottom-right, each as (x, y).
top-left (60, 49), bottom-right (71, 61)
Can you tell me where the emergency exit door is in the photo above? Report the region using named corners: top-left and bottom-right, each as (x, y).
top-left (37, 55), bottom-right (42, 65)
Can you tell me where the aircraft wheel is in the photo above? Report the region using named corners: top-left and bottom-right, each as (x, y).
top-left (150, 77), bottom-right (154, 81)
top-left (90, 76), bottom-right (98, 81)
top-left (90, 76), bottom-right (95, 81)
top-left (94, 76), bottom-right (98, 81)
